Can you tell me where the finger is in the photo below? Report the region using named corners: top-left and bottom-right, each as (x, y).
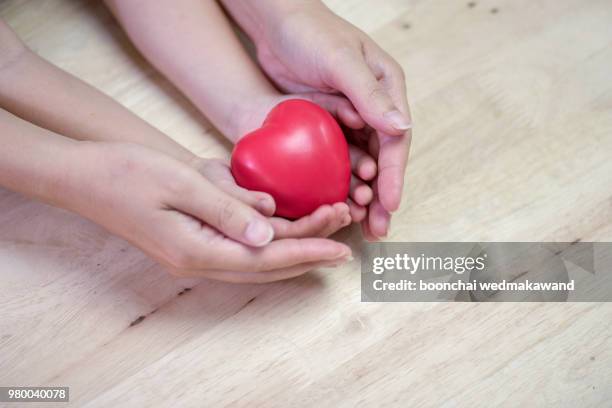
top-left (324, 202), bottom-right (351, 236)
top-left (328, 49), bottom-right (410, 135)
top-left (218, 237), bottom-right (351, 272)
top-left (156, 210), bottom-right (352, 272)
top-left (368, 46), bottom-right (412, 212)
top-left (308, 93), bottom-right (366, 129)
top-left (271, 202), bottom-right (350, 239)
top-left (345, 127), bottom-right (366, 151)
top-left (350, 175), bottom-right (373, 207)
top-left (214, 181), bottom-right (276, 217)
top-left (171, 173), bottom-right (274, 247)
top-left (368, 43), bottom-right (412, 126)
top-left (187, 220), bottom-right (351, 271)
top-left (349, 144), bottom-right (377, 181)
top-left (348, 198), bottom-right (367, 223)
top-left (271, 204), bottom-right (336, 238)
top-left (199, 160), bottom-right (276, 216)
top-left (361, 217), bottom-right (379, 242)
top-left (377, 131), bottom-right (411, 212)
top-left (178, 258), bottom-right (348, 283)
top-left (368, 134), bottom-right (380, 158)
top-left (367, 195), bottom-right (391, 238)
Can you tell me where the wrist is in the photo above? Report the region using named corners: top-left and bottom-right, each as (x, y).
top-left (222, 92), bottom-right (283, 144)
top-left (221, 0), bottom-right (324, 45)
top-left (9, 138), bottom-right (94, 213)
top-left (50, 141), bottom-right (103, 214)
top-left (178, 68), bottom-right (278, 144)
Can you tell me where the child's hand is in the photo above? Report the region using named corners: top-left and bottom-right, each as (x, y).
top-left (229, 93), bottom-right (377, 226)
top-left (66, 142), bottom-right (351, 282)
top-left (191, 157), bottom-right (352, 239)
top-left (222, 0), bottom-right (412, 239)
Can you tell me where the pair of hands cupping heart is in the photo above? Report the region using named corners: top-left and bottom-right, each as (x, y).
top-left (231, 98), bottom-right (403, 242)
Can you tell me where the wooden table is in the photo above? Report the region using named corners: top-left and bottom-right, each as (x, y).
top-left (1, 0), bottom-right (611, 406)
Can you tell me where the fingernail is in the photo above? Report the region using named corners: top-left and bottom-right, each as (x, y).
top-left (380, 227), bottom-right (388, 239)
top-left (244, 219), bottom-right (274, 246)
top-left (383, 110), bottom-right (412, 131)
top-left (335, 250), bottom-right (353, 261)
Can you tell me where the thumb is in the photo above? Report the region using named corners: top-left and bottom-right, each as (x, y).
top-left (174, 175), bottom-right (274, 247)
top-left (330, 52), bottom-right (411, 135)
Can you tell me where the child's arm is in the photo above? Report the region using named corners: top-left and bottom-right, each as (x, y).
top-left (104, 0), bottom-right (276, 142)
top-left (0, 109), bottom-right (79, 208)
top-left (0, 20), bottom-right (196, 165)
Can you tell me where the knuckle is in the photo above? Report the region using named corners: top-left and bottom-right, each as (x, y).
top-left (367, 85), bottom-right (389, 104)
top-left (162, 167), bottom-right (194, 197)
top-left (217, 178), bottom-right (239, 192)
top-left (199, 158), bottom-right (226, 174)
top-left (215, 198), bottom-right (237, 231)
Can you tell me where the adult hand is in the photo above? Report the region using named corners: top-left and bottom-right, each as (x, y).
top-left (223, 0), bottom-right (412, 239)
top-left (66, 142), bottom-right (351, 282)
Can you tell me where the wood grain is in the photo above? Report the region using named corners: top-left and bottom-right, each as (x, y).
top-left (1, 0), bottom-right (611, 406)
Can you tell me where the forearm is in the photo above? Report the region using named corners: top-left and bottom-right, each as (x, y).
top-left (105, 0), bottom-right (276, 141)
top-left (0, 108), bottom-right (84, 209)
top-left (219, 0), bottom-right (325, 43)
top-left (0, 21), bottom-right (197, 165)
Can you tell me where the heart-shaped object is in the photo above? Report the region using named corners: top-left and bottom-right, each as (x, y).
top-left (231, 99), bottom-right (350, 219)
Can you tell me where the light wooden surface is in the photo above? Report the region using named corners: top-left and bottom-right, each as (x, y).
top-left (1, 0), bottom-right (611, 406)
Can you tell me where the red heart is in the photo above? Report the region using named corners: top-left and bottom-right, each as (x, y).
top-left (231, 99), bottom-right (350, 219)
